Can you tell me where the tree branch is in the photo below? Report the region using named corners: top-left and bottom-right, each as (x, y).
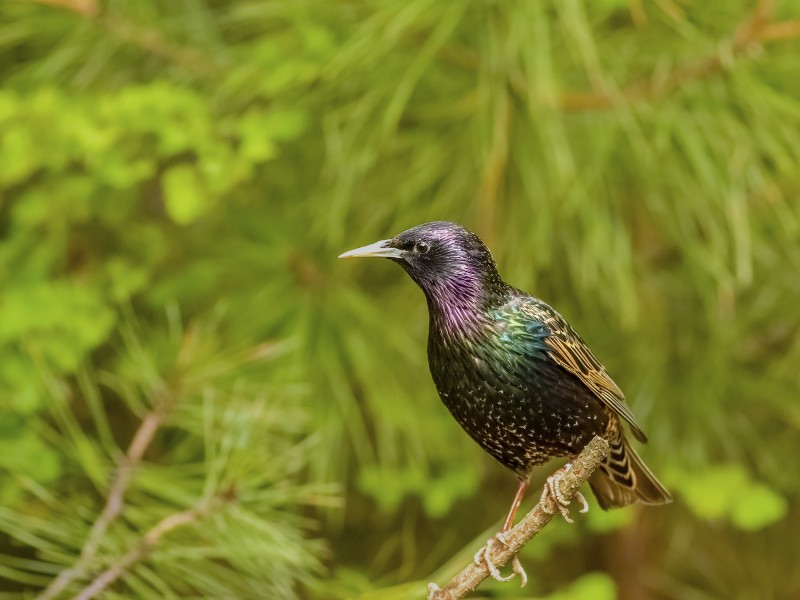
top-left (24, 0), bottom-right (97, 16)
top-left (427, 435), bottom-right (610, 600)
top-left (24, 0), bottom-right (227, 76)
top-left (72, 501), bottom-right (218, 600)
top-left (37, 388), bottom-right (178, 600)
top-left (558, 0), bottom-right (795, 111)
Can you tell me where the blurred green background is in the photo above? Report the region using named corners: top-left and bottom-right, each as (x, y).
top-left (1, 0), bottom-right (799, 598)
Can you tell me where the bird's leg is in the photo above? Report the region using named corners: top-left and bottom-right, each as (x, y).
top-left (539, 461), bottom-right (589, 524)
top-left (473, 479), bottom-right (529, 586)
top-left (501, 478), bottom-right (530, 532)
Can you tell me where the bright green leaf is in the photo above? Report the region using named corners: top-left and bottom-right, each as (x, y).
top-left (162, 164), bottom-right (211, 225)
top-left (541, 572), bottom-right (617, 600)
top-left (730, 482), bottom-right (788, 531)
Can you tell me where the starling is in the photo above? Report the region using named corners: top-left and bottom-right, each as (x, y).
top-left (340, 221), bottom-right (671, 582)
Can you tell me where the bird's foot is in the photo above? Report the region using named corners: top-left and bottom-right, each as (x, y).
top-left (473, 532), bottom-right (528, 586)
top-left (539, 462), bottom-right (589, 524)
top-left (426, 582), bottom-right (441, 600)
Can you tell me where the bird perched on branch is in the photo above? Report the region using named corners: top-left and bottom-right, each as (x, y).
top-left (340, 221), bottom-right (671, 583)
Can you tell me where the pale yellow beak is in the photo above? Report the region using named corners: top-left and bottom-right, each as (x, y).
top-left (338, 239), bottom-right (405, 259)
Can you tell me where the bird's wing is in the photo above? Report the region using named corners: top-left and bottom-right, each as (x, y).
top-left (519, 300), bottom-right (648, 443)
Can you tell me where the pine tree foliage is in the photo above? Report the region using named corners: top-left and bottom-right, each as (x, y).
top-left (1, 0), bottom-right (799, 598)
top-left (0, 315), bottom-right (331, 598)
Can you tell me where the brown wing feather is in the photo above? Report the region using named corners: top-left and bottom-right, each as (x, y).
top-left (520, 301), bottom-right (647, 443)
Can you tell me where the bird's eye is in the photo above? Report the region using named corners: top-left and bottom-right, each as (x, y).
top-left (414, 241), bottom-right (430, 254)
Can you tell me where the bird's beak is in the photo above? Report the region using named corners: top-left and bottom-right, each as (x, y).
top-left (338, 239), bottom-right (405, 259)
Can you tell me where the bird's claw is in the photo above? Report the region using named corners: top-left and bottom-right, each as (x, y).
top-left (539, 462), bottom-right (588, 524)
top-left (474, 536), bottom-right (514, 582)
top-left (576, 490), bottom-right (589, 513)
top-left (426, 582), bottom-right (441, 600)
top-left (473, 532), bottom-right (528, 586)
top-left (510, 555), bottom-right (527, 586)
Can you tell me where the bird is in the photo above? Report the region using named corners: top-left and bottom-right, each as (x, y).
top-left (339, 221), bottom-right (671, 583)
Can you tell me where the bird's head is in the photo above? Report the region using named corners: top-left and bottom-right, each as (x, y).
top-left (339, 221), bottom-right (504, 302)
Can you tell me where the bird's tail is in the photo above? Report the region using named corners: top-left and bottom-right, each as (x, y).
top-left (588, 433), bottom-right (672, 509)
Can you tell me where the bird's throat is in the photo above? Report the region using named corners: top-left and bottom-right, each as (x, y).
top-left (423, 276), bottom-right (501, 336)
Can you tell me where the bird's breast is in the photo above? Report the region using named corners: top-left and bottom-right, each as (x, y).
top-left (427, 326), bottom-right (608, 476)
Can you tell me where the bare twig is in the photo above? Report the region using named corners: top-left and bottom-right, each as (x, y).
top-left (758, 20), bottom-right (800, 42)
top-left (427, 436), bottom-right (610, 600)
top-left (437, 1), bottom-right (800, 112)
top-left (72, 502), bottom-right (217, 600)
top-left (24, 0), bottom-right (97, 16)
top-left (37, 390), bottom-right (178, 600)
top-left (558, 0), bottom-right (796, 111)
top-left (25, 0), bottom-right (227, 75)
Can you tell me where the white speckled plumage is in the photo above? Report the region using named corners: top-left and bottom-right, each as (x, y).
top-left (341, 221), bottom-right (672, 510)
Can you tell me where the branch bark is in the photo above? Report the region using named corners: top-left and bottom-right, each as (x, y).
top-left (427, 435), bottom-right (610, 600)
top-left (72, 502), bottom-right (216, 600)
top-left (37, 388), bottom-right (178, 600)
